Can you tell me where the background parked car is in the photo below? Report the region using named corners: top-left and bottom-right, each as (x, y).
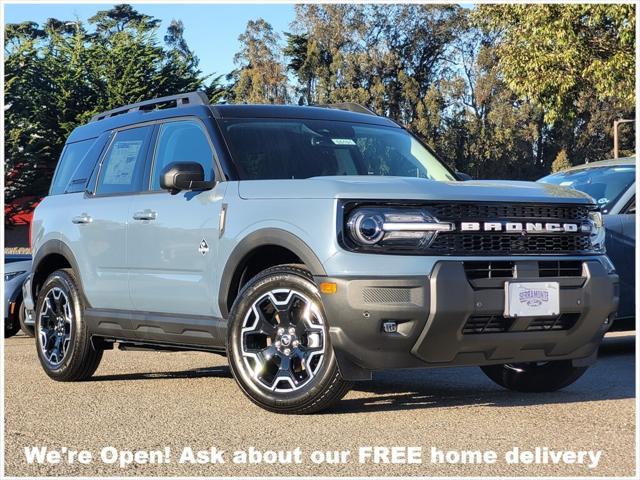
top-left (4, 254), bottom-right (33, 337)
top-left (539, 157), bottom-right (635, 330)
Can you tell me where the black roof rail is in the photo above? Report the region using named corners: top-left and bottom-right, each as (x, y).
top-left (89, 91), bottom-right (210, 122)
top-left (316, 102), bottom-right (377, 116)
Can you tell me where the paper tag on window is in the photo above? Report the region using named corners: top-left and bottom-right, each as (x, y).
top-left (331, 138), bottom-right (356, 145)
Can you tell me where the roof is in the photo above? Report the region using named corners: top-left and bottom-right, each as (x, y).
top-left (66, 105), bottom-right (213, 143)
top-left (210, 104), bottom-right (399, 128)
top-left (67, 103), bottom-right (400, 143)
top-left (564, 156), bottom-right (636, 172)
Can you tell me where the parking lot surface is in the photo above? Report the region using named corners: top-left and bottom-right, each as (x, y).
top-left (4, 332), bottom-right (636, 477)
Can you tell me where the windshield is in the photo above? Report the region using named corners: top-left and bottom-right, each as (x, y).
top-left (219, 118), bottom-right (456, 181)
top-left (539, 165), bottom-right (635, 212)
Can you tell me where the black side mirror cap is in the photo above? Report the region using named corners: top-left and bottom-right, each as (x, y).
top-left (160, 162), bottom-right (216, 194)
top-left (456, 170), bottom-right (473, 181)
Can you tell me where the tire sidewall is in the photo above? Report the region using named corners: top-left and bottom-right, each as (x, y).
top-left (35, 270), bottom-right (86, 377)
top-left (4, 315), bottom-right (21, 337)
top-left (227, 268), bottom-right (339, 410)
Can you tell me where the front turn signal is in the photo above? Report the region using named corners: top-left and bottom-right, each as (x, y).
top-left (320, 282), bottom-right (337, 295)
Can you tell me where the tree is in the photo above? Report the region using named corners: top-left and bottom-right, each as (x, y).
top-left (476, 4), bottom-right (635, 124)
top-left (231, 19), bottom-right (288, 104)
top-left (551, 150), bottom-right (572, 173)
top-left (283, 32), bottom-right (317, 105)
top-left (4, 5), bottom-right (209, 225)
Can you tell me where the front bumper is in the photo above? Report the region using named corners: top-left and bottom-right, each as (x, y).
top-left (316, 258), bottom-right (619, 380)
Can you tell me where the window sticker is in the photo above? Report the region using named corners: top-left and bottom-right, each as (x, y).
top-left (331, 138), bottom-right (356, 146)
top-left (597, 197), bottom-right (609, 204)
top-left (103, 140), bottom-right (142, 184)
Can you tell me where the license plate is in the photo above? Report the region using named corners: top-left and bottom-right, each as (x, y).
top-left (504, 282), bottom-right (560, 318)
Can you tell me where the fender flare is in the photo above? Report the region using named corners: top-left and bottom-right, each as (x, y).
top-left (32, 240), bottom-right (91, 307)
top-left (218, 228), bottom-right (326, 318)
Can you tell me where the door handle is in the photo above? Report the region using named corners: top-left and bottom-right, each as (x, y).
top-left (133, 209), bottom-right (158, 221)
top-left (72, 214), bottom-right (92, 224)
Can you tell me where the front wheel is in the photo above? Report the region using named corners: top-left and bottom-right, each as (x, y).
top-left (227, 264), bottom-right (351, 414)
top-left (481, 361), bottom-right (588, 392)
top-left (4, 316), bottom-right (21, 338)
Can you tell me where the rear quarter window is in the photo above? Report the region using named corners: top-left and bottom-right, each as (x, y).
top-left (49, 138), bottom-right (96, 195)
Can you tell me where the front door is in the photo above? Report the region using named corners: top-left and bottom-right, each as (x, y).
top-left (128, 119), bottom-right (226, 317)
top-left (74, 125), bottom-right (154, 310)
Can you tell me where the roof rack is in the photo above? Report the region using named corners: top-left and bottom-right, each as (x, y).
top-left (316, 102), bottom-right (377, 116)
top-left (90, 91), bottom-right (210, 122)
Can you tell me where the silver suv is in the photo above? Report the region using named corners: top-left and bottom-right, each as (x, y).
top-left (23, 92), bottom-right (619, 413)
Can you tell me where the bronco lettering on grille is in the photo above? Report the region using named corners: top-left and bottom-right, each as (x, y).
top-left (459, 222), bottom-right (580, 233)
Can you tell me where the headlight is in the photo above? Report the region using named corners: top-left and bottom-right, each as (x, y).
top-left (4, 271), bottom-right (26, 282)
top-left (344, 206), bottom-right (453, 252)
top-left (582, 211), bottom-right (606, 253)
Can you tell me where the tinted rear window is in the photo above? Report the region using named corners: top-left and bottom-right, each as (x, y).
top-left (50, 139), bottom-right (96, 195)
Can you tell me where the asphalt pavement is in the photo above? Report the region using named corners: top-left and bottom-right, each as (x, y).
top-left (3, 331), bottom-right (635, 477)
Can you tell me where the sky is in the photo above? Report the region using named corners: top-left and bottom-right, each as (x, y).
top-left (3, 3), bottom-right (297, 77)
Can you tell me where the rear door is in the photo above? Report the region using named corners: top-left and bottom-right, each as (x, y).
top-left (72, 125), bottom-right (154, 310)
top-left (128, 118), bottom-right (226, 317)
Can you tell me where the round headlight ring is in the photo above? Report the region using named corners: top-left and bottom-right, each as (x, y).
top-left (348, 212), bottom-right (385, 245)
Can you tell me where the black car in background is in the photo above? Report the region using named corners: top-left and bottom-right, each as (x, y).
top-left (539, 157), bottom-right (636, 330)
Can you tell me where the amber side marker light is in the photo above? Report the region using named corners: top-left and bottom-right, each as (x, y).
top-left (320, 282), bottom-right (337, 294)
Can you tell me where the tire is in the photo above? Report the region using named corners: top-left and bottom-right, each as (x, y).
top-left (35, 269), bottom-right (103, 381)
top-left (4, 315), bottom-right (21, 338)
top-left (18, 301), bottom-right (35, 337)
top-left (481, 361), bottom-right (588, 393)
top-left (227, 264), bottom-right (351, 414)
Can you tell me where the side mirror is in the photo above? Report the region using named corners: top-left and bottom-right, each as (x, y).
top-left (456, 171), bottom-right (473, 181)
top-left (160, 162), bottom-right (216, 194)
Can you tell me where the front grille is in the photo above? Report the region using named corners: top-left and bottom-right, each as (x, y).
top-left (431, 233), bottom-right (592, 255)
top-left (429, 203), bottom-right (591, 221)
top-left (463, 315), bottom-right (513, 334)
top-left (463, 313), bottom-right (580, 334)
top-left (463, 260), bottom-right (585, 280)
top-left (424, 202), bottom-right (595, 256)
top-left (526, 313), bottom-right (580, 331)
top-left (538, 260), bottom-right (583, 277)
top-left (464, 261), bottom-right (515, 280)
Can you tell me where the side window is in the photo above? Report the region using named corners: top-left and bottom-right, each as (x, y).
top-left (151, 120), bottom-right (214, 190)
top-left (96, 126), bottom-right (153, 195)
top-left (50, 139), bottom-right (96, 195)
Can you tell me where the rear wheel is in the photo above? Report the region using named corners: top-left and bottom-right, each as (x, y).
top-left (481, 361), bottom-right (588, 392)
top-left (35, 269), bottom-right (103, 381)
top-left (227, 264), bottom-right (351, 414)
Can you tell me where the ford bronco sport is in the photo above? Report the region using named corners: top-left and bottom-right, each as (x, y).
top-left (23, 92), bottom-right (619, 413)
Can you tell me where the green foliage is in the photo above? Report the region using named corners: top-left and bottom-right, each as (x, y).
top-left (283, 3), bottom-right (634, 178)
top-left (551, 150), bottom-right (572, 173)
top-left (5, 3), bottom-right (636, 223)
top-left (476, 4), bottom-right (635, 124)
top-left (4, 5), bottom-right (218, 221)
top-left (231, 18), bottom-right (288, 104)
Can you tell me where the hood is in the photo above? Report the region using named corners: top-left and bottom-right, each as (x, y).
top-left (4, 259), bottom-right (32, 274)
top-left (238, 176), bottom-right (595, 204)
